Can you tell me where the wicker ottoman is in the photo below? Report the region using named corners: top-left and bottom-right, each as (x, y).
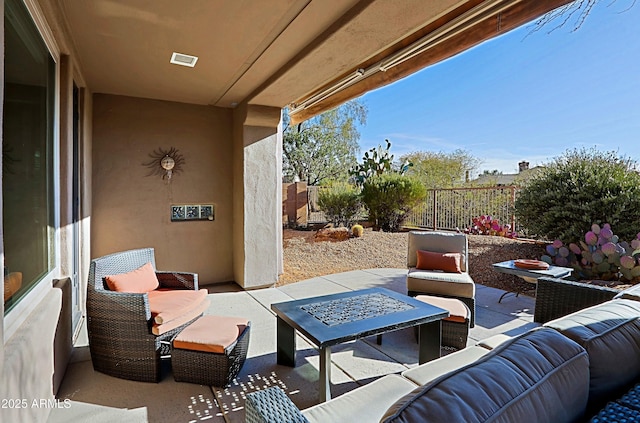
top-left (171, 315), bottom-right (250, 387)
top-left (415, 295), bottom-right (470, 350)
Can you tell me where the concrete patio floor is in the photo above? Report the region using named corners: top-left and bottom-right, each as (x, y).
top-left (47, 268), bottom-right (539, 423)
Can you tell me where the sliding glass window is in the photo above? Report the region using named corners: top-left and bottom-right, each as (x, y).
top-left (3, 0), bottom-right (56, 313)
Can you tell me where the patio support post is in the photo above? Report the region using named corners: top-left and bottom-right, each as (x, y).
top-left (232, 104), bottom-right (284, 289)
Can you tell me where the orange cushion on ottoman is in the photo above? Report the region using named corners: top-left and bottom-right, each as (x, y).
top-left (415, 295), bottom-right (470, 323)
top-left (174, 315), bottom-right (249, 354)
top-left (415, 294), bottom-right (470, 350)
top-left (172, 315), bottom-right (251, 387)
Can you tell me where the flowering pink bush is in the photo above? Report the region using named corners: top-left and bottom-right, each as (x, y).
top-left (465, 215), bottom-right (518, 238)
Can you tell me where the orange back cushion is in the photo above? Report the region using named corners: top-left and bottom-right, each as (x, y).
top-left (416, 250), bottom-right (462, 273)
top-left (104, 262), bottom-right (159, 293)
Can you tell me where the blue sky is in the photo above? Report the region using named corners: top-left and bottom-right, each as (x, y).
top-left (358, 1), bottom-right (640, 176)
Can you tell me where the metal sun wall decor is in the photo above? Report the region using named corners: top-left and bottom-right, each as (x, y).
top-left (143, 147), bottom-right (185, 181)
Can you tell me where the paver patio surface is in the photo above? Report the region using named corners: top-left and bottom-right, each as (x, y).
top-left (48, 268), bottom-right (537, 423)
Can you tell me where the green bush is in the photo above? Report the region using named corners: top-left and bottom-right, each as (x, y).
top-left (514, 148), bottom-right (640, 242)
top-left (361, 174), bottom-right (426, 232)
top-left (317, 183), bottom-right (362, 227)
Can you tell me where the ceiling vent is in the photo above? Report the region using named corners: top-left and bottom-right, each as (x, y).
top-left (170, 52), bottom-right (198, 67)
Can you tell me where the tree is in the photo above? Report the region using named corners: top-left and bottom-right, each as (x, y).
top-left (282, 99), bottom-right (367, 185)
top-left (531, 0), bottom-right (635, 33)
top-left (482, 169), bottom-right (503, 176)
top-left (400, 149), bottom-right (479, 188)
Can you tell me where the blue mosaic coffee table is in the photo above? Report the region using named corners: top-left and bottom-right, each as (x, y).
top-left (271, 287), bottom-right (449, 402)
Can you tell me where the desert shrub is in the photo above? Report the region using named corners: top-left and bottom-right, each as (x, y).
top-left (514, 148), bottom-right (640, 243)
top-left (317, 183), bottom-right (362, 227)
top-left (361, 174), bottom-right (426, 232)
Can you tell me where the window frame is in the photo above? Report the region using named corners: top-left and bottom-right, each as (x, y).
top-left (3, 0), bottom-right (61, 343)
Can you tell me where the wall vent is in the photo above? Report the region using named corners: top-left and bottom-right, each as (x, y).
top-left (170, 52), bottom-right (198, 67)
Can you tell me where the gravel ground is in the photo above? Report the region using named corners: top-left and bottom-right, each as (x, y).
top-left (279, 228), bottom-right (547, 294)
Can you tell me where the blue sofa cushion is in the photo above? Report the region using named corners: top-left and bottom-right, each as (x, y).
top-left (382, 327), bottom-right (589, 423)
top-left (545, 298), bottom-right (640, 404)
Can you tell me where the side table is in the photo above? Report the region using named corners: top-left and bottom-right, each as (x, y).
top-left (492, 260), bottom-right (573, 303)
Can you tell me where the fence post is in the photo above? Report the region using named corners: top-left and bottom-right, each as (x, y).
top-left (510, 186), bottom-right (516, 231)
top-left (432, 189), bottom-right (438, 231)
top-left (295, 182), bottom-right (308, 227)
top-left (282, 183), bottom-right (288, 227)
top-left (284, 182), bottom-right (308, 227)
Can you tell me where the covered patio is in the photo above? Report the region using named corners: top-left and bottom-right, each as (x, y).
top-left (48, 269), bottom-right (537, 422)
top-left (2, 1), bottom-right (574, 422)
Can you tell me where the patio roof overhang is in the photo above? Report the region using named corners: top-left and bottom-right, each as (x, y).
top-left (286, 0), bottom-right (574, 124)
top-left (50, 0), bottom-right (573, 123)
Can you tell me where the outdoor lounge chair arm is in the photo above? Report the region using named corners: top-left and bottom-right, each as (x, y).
top-left (245, 387), bottom-right (309, 423)
top-left (156, 271), bottom-right (198, 290)
top-left (88, 290), bottom-right (152, 322)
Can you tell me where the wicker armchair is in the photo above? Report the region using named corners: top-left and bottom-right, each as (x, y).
top-left (86, 248), bottom-right (201, 382)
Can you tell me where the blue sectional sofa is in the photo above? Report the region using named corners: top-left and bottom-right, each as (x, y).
top-left (245, 288), bottom-right (640, 423)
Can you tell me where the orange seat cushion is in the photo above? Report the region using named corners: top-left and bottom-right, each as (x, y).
top-left (416, 250), bottom-right (462, 273)
top-left (148, 289), bottom-right (208, 324)
top-left (105, 262), bottom-right (159, 293)
top-left (173, 315), bottom-right (249, 354)
top-left (415, 295), bottom-right (470, 324)
top-left (152, 298), bottom-right (210, 335)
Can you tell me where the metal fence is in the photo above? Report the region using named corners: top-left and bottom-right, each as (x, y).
top-left (405, 186), bottom-right (520, 232)
top-left (307, 185), bottom-right (520, 231)
top-left (307, 185), bottom-right (326, 223)
top-left (307, 185), bottom-right (368, 224)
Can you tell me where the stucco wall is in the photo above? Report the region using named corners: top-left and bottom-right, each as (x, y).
top-left (92, 94), bottom-right (234, 284)
top-left (0, 288), bottom-right (62, 423)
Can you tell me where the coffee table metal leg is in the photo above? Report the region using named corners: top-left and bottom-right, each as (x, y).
top-left (319, 346), bottom-right (331, 402)
top-left (418, 320), bottom-right (442, 365)
top-left (276, 316), bottom-right (296, 367)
